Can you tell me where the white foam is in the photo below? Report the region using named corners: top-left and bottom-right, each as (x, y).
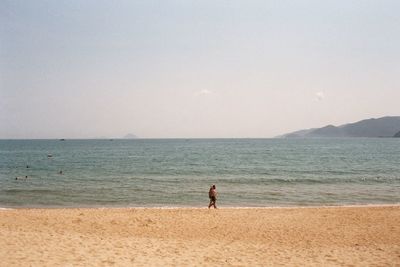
top-left (55, 203), bottom-right (400, 210)
top-left (1, 203), bottom-right (399, 211)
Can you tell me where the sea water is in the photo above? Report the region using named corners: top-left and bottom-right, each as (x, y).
top-left (0, 138), bottom-right (399, 208)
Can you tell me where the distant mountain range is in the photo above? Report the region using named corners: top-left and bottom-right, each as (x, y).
top-left (279, 116), bottom-right (400, 138)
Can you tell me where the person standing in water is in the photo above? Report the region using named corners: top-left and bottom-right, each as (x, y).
top-left (208, 184), bottom-right (217, 209)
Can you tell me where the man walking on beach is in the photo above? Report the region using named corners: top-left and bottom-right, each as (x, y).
top-left (208, 184), bottom-right (217, 209)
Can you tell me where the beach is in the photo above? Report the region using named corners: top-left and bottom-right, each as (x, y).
top-left (1, 206), bottom-right (399, 266)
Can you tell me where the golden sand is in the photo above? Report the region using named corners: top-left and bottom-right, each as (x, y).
top-left (1, 206), bottom-right (399, 266)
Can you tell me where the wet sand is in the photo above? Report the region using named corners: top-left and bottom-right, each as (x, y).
top-left (1, 206), bottom-right (399, 266)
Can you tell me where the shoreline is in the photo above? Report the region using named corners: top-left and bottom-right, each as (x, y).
top-left (1, 205), bottom-right (399, 266)
top-left (1, 203), bottom-right (400, 210)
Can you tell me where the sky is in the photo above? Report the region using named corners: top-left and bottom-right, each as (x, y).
top-left (1, 0), bottom-right (399, 138)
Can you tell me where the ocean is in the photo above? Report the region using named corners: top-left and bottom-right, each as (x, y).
top-left (0, 138), bottom-right (399, 208)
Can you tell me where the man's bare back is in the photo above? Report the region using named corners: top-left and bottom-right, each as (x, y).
top-left (208, 184), bottom-right (217, 209)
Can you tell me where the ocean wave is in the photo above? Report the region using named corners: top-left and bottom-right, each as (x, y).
top-left (219, 176), bottom-right (400, 185)
top-left (1, 189), bottom-right (58, 194)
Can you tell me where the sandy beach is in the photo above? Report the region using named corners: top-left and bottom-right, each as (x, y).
top-left (1, 206), bottom-right (399, 266)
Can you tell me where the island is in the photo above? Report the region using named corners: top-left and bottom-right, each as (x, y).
top-left (123, 133), bottom-right (138, 139)
top-left (279, 116), bottom-right (400, 138)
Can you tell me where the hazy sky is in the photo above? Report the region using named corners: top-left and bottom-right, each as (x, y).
top-left (1, 0), bottom-right (399, 138)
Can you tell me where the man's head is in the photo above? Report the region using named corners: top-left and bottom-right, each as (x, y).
top-left (212, 185), bottom-right (216, 189)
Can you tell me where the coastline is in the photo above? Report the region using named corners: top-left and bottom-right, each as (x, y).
top-left (1, 203), bottom-right (400, 210)
top-left (1, 205), bottom-right (399, 266)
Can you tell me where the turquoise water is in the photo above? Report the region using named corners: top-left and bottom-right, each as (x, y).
top-left (0, 139), bottom-right (399, 208)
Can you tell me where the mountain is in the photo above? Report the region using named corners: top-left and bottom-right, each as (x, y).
top-left (280, 116), bottom-right (400, 138)
top-left (279, 128), bottom-right (316, 138)
top-left (394, 131), bottom-right (400, 138)
top-left (123, 133), bottom-right (138, 139)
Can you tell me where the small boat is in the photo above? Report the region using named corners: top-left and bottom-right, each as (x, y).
top-left (47, 154), bottom-right (53, 158)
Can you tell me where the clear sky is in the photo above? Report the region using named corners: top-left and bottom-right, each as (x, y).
top-left (1, 0), bottom-right (399, 138)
